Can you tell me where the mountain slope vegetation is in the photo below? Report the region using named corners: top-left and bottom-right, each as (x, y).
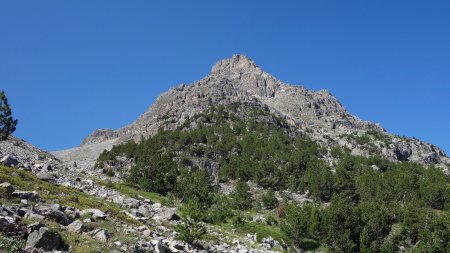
top-left (97, 102), bottom-right (450, 252)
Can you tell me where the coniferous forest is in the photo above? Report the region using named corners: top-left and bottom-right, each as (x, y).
top-left (97, 104), bottom-right (450, 253)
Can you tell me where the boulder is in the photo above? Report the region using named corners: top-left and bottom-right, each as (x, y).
top-left (27, 222), bottom-right (46, 234)
top-left (26, 227), bottom-right (64, 251)
top-left (124, 198), bottom-right (140, 208)
top-left (425, 152), bottom-right (439, 164)
top-left (138, 205), bottom-right (153, 217)
top-left (112, 195), bottom-right (124, 205)
top-left (80, 208), bottom-right (107, 220)
top-left (20, 163), bottom-right (32, 171)
top-left (154, 208), bottom-right (180, 221)
top-left (394, 144), bottom-right (412, 161)
top-left (0, 215), bottom-right (21, 235)
top-left (129, 242), bottom-right (156, 253)
top-left (32, 204), bottom-right (71, 225)
top-left (64, 208), bottom-right (80, 220)
top-left (24, 213), bottom-right (45, 222)
top-left (17, 207), bottom-right (29, 217)
top-left (42, 164), bottom-right (52, 171)
top-left (168, 240), bottom-right (185, 252)
top-left (151, 240), bottom-right (169, 253)
top-left (1, 154), bottom-right (19, 167)
top-left (48, 209), bottom-right (71, 226)
top-left (12, 190), bottom-right (39, 201)
top-left (0, 182), bottom-right (14, 196)
top-left (36, 172), bottom-right (56, 182)
top-left (66, 220), bottom-right (85, 233)
top-left (92, 229), bottom-right (110, 242)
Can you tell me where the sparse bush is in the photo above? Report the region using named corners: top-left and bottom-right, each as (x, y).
top-left (261, 190), bottom-right (278, 209)
top-left (0, 235), bottom-right (25, 253)
top-left (181, 198), bottom-right (206, 222)
top-left (104, 169), bottom-right (115, 177)
top-left (266, 215), bottom-right (278, 226)
top-left (231, 213), bottom-right (246, 226)
top-left (175, 218), bottom-right (206, 245)
top-left (355, 134), bottom-right (371, 145)
top-left (205, 197), bottom-right (234, 224)
top-left (0, 186), bottom-right (13, 199)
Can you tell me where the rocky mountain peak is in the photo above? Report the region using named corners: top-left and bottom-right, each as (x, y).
top-left (211, 54), bottom-right (260, 74)
top-left (53, 55), bottom-right (450, 172)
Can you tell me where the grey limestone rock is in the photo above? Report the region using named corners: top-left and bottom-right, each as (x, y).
top-left (12, 190), bottom-right (39, 201)
top-left (1, 154), bottom-right (19, 167)
top-left (0, 182), bottom-right (14, 195)
top-left (26, 227), bottom-right (64, 251)
top-left (91, 229), bottom-right (110, 242)
top-left (66, 220), bottom-right (85, 233)
top-left (36, 172), bottom-right (56, 182)
top-left (80, 208), bottom-right (107, 220)
top-left (0, 215), bottom-right (20, 235)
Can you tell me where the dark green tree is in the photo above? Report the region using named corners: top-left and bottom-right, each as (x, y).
top-left (302, 160), bottom-right (333, 201)
top-left (261, 189), bottom-right (278, 209)
top-left (359, 228), bottom-right (372, 253)
top-left (0, 91), bottom-right (18, 141)
top-left (128, 150), bottom-right (177, 195)
top-left (308, 206), bottom-right (322, 239)
top-left (230, 180), bottom-right (253, 210)
top-left (323, 195), bottom-right (360, 252)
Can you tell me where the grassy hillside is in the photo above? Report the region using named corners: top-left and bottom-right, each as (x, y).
top-left (0, 165), bottom-right (143, 253)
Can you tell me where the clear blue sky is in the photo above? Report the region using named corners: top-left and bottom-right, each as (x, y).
top-left (1, 1), bottom-right (449, 154)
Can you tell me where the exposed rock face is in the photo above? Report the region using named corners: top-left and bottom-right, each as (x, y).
top-left (77, 55), bottom-right (379, 145)
top-left (53, 54), bottom-right (450, 171)
top-left (80, 129), bottom-right (119, 146)
top-left (395, 143), bottom-right (413, 161)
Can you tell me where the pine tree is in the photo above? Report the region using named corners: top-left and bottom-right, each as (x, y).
top-left (308, 206), bottom-right (321, 239)
top-left (360, 228), bottom-right (372, 253)
top-left (230, 180), bottom-right (253, 210)
top-left (0, 91), bottom-right (18, 141)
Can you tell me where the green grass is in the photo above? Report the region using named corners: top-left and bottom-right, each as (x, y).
top-left (236, 222), bottom-right (290, 244)
top-left (0, 165), bottom-right (150, 252)
top-left (0, 166), bottom-right (147, 227)
top-left (0, 165), bottom-right (120, 213)
top-left (45, 218), bottom-right (140, 253)
top-left (219, 221), bottom-right (291, 247)
top-left (61, 231), bottom-right (108, 253)
top-left (97, 180), bottom-right (167, 205)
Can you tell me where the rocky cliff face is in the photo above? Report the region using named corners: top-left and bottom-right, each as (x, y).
top-left (55, 55), bottom-right (449, 172)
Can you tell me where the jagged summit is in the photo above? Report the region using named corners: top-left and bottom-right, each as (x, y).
top-left (52, 55), bottom-right (450, 172)
top-left (211, 54), bottom-right (259, 74)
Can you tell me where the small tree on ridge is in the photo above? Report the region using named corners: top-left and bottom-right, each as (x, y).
top-left (0, 91), bottom-right (18, 141)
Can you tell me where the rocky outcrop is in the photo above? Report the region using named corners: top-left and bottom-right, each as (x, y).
top-left (26, 226), bottom-right (65, 251)
top-left (80, 129), bottom-right (119, 146)
top-left (1, 154), bottom-right (19, 167)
